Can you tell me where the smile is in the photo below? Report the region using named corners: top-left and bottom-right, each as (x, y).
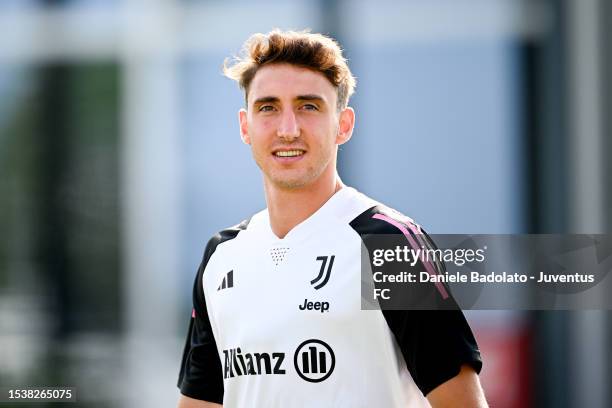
top-left (274, 150), bottom-right (305, 157)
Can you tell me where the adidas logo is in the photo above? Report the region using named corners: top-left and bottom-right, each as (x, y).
top-left (217, 270), bottom-right (234, 291)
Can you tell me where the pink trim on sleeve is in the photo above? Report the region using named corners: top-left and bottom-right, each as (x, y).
top-left (372, 213), bottom-right (449, 300)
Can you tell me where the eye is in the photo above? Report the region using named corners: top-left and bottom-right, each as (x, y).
top-left (301, 103), bottom-right (319, 111)
top-left (258, 105), bottom-right (275, 112)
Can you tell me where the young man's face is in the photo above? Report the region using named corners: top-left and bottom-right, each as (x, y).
top-left (239, 63), bottom-right (354, 190)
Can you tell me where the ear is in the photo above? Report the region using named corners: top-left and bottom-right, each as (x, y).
top-left (336, 107), bottom-right (355, 145)
top-left (239, 109), bottom-right (250, 145)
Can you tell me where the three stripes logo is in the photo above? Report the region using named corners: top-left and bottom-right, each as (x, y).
top-left (293, 339), bottom-right (335, 383)
top-left (311, 255), bottom-right (334, 290)
top-left (217, 270), bottom-right (234, 291)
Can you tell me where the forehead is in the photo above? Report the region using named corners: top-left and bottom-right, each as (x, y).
top-left (248, 63), bottom-right (336, 104)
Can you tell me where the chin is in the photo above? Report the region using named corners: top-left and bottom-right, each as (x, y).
top-left (272, 178), bottom-right (309, 190)
top-left (266, 168), bottom-right (322, 190)
top-left (268, 172), bottom-right (315, 189)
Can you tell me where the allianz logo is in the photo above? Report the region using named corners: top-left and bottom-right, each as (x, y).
top-left (223, 339), bottom-right (335, 383)
top-left (223, 348), bottom-right (285, 378)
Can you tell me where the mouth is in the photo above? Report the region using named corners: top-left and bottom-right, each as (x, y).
top-left (273, 149), bottom-right (306, 158)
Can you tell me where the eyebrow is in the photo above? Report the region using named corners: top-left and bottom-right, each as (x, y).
top-left (296, 94), bottom-right (325, 103)
top-left (253, 96), bottom-right (279, 105)
top-left (252, 94), bottom-right (327, 105)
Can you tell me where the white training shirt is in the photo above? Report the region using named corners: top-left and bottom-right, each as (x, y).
top-left (178, 187), bottom-right (482, 407)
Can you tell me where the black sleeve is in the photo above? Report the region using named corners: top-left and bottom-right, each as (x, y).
top-left (350, 206), bottom-right (482, 396)
top-left (177, 221), bottom-right (248, 402)
top-left (382, 309), bottom-right (482, 396)
top-left (177, 256), bottom-right (224, 403)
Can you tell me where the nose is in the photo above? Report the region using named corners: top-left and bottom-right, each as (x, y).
top-left (277, 109), bottom-right (300, 141)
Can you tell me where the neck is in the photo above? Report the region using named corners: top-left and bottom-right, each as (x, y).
top-left (264, 172), bottom-right (344, 239)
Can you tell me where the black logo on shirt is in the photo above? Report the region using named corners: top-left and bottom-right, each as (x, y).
top-left (298, 298), bottom-right (330, 313)
top-left (293, 339), bottom-right (335, 383)
top-left (222, 348), bottom-right (285, 379)
top-left (217, 270), bottom-right (234, 291)
top-left (222, 339), bottom-right (335, 382)
top-left (312, 256), bottom-right (334, 289)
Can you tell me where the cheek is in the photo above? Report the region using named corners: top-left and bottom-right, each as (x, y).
top-left (248, 121), bottom-right (268, 139)
top-left (321, 122), bottom-right (340, 148)
top-left (309, 133), bottom-right (336, 162)
top-left (252, 114), bottom-right (276, 129)
top-left (250, 120), bottom-right (276, 142)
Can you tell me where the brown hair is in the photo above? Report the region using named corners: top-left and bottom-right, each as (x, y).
top-left (223, 29), bottom-right (356, 111)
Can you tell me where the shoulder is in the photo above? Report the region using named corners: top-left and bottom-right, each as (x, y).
top-left (201, 217), bottom-right (251, 268)
top-left (191, 218), bottom-right (251, 312)
top-left (337, 187), bottom-right (421, 233)
top-left (196, 207), bottom-right (266, 271)
top-left (347, 200), bottom-right (445, 280)
top-left (349, 200), bottom-right (425, 238)
top-left (203, 219), bottom-right (250, 257)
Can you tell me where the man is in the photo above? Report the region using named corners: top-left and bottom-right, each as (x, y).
top-left (177, 30), bottom-right (487, 407)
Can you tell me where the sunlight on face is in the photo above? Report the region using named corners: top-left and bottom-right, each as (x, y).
top-left (240, 64), bottom-right (342, 190)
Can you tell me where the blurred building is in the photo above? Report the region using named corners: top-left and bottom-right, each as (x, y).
top-left (0, 0), bottom-right (610, 407)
